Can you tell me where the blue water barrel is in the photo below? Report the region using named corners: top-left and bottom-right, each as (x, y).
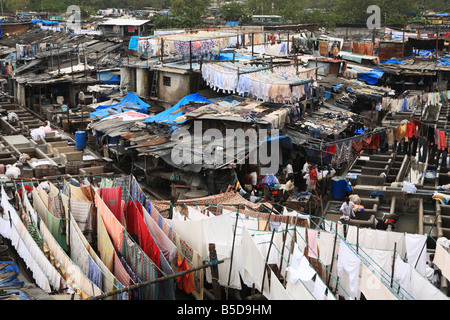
top-left (332, 178), bottom-right (350, 201)
top-left (75, 131), bottom-right (86, 150)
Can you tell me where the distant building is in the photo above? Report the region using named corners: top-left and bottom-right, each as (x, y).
top-left (98, 19), bottom-right (152, 37)
top-left (252, 15), bottom-right (282, 23)
top-left (423, 13), bottom-right (450, 25)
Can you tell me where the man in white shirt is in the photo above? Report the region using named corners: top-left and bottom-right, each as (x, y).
top-left (339, 197), bottom-right (355, 221)
top-left (302, 159), bottom-right (310, 176)
top-left (285, 159), bottom-right (295, 180)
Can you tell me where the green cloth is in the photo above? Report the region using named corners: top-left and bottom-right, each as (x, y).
top-left (27, 219), bottom-right (43, 250)
top-left (100, 178), bottom-right (115, 188)
top-left (46, 210), bottom-right (69, 253)
top-left (340, 53), bottom-right (363, 63)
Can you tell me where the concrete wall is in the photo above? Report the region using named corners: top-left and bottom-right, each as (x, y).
top-left (157, 70), bottom-right (194, 106)
top-left (136, 68), bottom-right (149, 97)
top-left (120, 66), bottom-right (136, 93)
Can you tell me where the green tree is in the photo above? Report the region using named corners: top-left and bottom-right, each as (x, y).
top-left (170, 0), bottom-right (210, 27)
top-left (220, 2), bottom-right (252, 22)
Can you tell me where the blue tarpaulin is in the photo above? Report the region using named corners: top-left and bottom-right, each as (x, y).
top-left (381, 59), bottom-right (406, 64)
top-left (436, 55), bottom-right (450, 67)
top-left (356, 68), bottom-right (385, 85)
top-left (143, 93), bottom-right (211, 125)
top-left (129, 35), bottom-right (155, 51)
top-left (90, 92), bottom-right (151, 119)
top-left (0, 261), bottom-right (24, 288)
top-left (225, 21), bottom-right (239, 26)
top-left (31, 19), bottom-right (59, 25)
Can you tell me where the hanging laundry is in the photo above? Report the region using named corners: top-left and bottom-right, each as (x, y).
top-left (405, 234), bottom-right (427, 276)
top-left (337, 241), bottom-right (361, 299)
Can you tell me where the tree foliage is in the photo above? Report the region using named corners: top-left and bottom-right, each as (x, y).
top-left (4, 0), bottom-right (450, 28)
top-left (220, 2), bottom-right (252, 23)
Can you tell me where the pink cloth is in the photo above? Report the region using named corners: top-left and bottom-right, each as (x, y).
top-left (95, 192), bottom-right (124, 251)
top-left (307, 229), bottom-right (319, 259)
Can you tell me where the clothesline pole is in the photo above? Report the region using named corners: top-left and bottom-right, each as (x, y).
top-left (160, 38), bottom-right (164, 63)
top-left (390, 242), bottom-right (397, 288)
top-left (402, 26), bottom-right (405, 60)
top-left (260, 228), bottom-right (275, 295)
top-left (436, 25), bottom-right (440, 61)
top-left (356, 225), bottom-right (359, 253)
top-left (287, 31), bottom-right (290, 54)
top-left (89, 259), bottom-right (224, 300)
top-left (251, 33), bottom-right (254, 59)
top-left (189, 40), bottom-right (192, 71)
top-left (226, 209), bottom-right (240, 294)
top-left (327, 231), bottom-right (338, 288)
top-left (278, 219), bottom-right (290, 278)
top-left (282, 222), bottom-right (297, 287)
top-left (57, 48), bottom-right (60, 74)
top-left (414, 219), bottom-right (437, 269)
top-left (209, 243), bottom-right (222, 300)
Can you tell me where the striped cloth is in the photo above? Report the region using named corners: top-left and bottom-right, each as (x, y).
top-left (121, 232), bottom-right (158, 300)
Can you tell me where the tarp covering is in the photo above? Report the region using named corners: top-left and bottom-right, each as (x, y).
top-left (225, 21), bottom-right (239, 26)
top-left (143, 93), bottom-right (211, 125)
top-left (356, 68), bottom-right (385, 85)
top-left (436, 55), bottom-right (450, 67)
top-left (90, 92), bottom-right (151, 120)
top-left (380, 59), bottom-right (406, 64)
top-left (129, 35), bottom-right (155, 51)
top-left (31, 19), bottom-right (59, 25)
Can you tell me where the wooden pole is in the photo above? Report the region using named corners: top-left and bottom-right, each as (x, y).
top-left (90, 259), bottom-right (224, 300)
top-left (208, 243), bottom-right (222, 300)
top-left (278, 219), bottom-right (290, 278)
top-left (251, 33), bottom-right (254, 59)
top-left (390, 242), bottom-right (397, 288)
top-left (189, 40), bottom-right (192, 71)
top-left (436, 25), bottom-right (440, 61)
top-left (161, 38), bottom-right (164, 63)
top-left (260, 229), bottom-right (276, 295)
top-left (401, 26), bottom-right (405, 59)
top-left (70, 53), bottom-right (75, 84)
top-left (372, 28), bottom-right (376, 50)
top-left (327, 231), bottom-right (338, 288)
top-left (356, 225), bottom-right (359, 253)
top-left (287, 31), bottom-right (290, 54)
top-left (57, 48), bottom-right (60, 74)
top-left (227, 210), bottom-right (240, 291)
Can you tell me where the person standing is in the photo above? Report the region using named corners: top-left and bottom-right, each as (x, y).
top-left (307, 163), bottom-right (318, 192)
top-left (285, 159), bottom-right (294, 180)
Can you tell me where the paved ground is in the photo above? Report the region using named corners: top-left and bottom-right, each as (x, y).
top-left (1, 235), bottom-right (55, 300)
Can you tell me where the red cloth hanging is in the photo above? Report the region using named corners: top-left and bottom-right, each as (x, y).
top-left (325, 144), bottom-right (337, 155)
top-left (176, 253), bottom-right (195, 294)
top-left (126, 199), bottom-right (162, 273)
top-left (352, 138), bottom-right (363, 156)
top-left (405, 120), bottom-right (417, 139)
top-left (101, 187), bottom-right (122, 222)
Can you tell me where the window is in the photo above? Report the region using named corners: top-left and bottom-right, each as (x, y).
top-left (163, 76), bottom-right (171, 86)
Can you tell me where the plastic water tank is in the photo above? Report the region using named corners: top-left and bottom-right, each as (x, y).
top-left (75, 131), bottom-right (86, 150)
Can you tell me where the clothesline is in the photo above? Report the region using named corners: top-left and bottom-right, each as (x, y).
top-left (170, 200), bottom-right (418, 300)
top-left (173, 201), bottom-right (344, 299)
